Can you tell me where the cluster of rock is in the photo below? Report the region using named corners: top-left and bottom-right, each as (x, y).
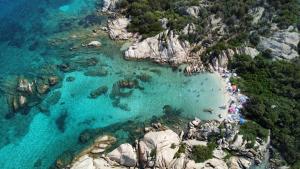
top-left (68, 119), bottom-right (269, 169)
top-left (125, 30), bottom-right (191, 65)
top-left (2, 74), bottom-right (60, 118)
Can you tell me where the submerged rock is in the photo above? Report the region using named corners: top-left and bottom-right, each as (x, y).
top-left (55, 111), bottom-right (68, 132)
top-left (48, 76), bottom-right (59, 86)
top-left (17, 78), bottom-right (33, 93)
top-left (36, 83), bottom-right (50, 94)
top-left (137, 73), bottom-right (152, 82)
top-left (89, 86), bottom-right (108, 98)
top-left (118, 79), bottom-right (139, 89)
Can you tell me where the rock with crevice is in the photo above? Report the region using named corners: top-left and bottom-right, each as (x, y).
top-left (138, 129), bottom-right (180, 168)
top-left (125, 30), bottom-right (190, 65)
top-left (107, 143), bottom-right (137, 167)
top-left (107, 17), bottom-right (133, 40)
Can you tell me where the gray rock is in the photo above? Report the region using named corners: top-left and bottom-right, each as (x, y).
top-left (107, 17), bottom-right (133, 40)
top-left (102, 0), bottom-right (119, 12)
top-left (139, 129), bottom-right (180, 168)
top-left (125, 30), bottom-right (190, 65)
top-left (258, 30), bottom-right (300, 60)
top-left (186, 6), bottom-right (200, 18)
top-left (249, 7), bottom-right (265, 24)
top-left (107, 143), bottom-right (137, 167)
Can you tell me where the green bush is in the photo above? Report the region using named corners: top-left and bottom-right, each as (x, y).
top-left (191, 143), bottom-right (216, 163)
top-left (174, 143), bottom-right (186, 158)
top-left (239, 121), bottom-right (269, 148)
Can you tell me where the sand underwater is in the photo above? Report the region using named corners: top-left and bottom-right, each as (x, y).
top-left (0, 0), bottom-right (229, 168)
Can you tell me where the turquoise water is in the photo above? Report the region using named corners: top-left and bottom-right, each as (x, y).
top-left (0, 1), bottom-right (228, 169)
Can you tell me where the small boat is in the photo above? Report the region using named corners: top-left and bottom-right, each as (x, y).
top-left (203, 108), bottom-right (214, 113)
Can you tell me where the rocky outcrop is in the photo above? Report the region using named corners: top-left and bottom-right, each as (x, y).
top-left (139, 129), bottom-right (180, 168)
top-left (249, 7), bottom-right (265, 24)
top-left (102, 0), bottom-right (119, 13)
top-left (182, 23), bottom-right (196, 35)
top-left (70, 120), bottom-right (270, 169)
top-left (70, 135), bottom-right (121, 169)
top-left (107, 143), bottom-right (137, 167)
top-left (210, 47), bottom-right (259, 70)
top-left (258, 29), bottom-right (300, 60)
top-left (186, 6), bottom-right (200, 18)
top-left (107, 17), bottom-right (133, 40)
top-left (125, 30), bottom-right (191, 65)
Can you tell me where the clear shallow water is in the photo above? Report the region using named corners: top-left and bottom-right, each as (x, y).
top-left (0, 1), bottom-right (228, 169)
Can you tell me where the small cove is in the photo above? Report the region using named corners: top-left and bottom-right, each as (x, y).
top-left (0, 1), bottom-right (229, 168)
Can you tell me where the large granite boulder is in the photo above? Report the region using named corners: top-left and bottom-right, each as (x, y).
top-left (138, 129), bottom-right (180, 168)
top-left (257, 29), bottom-right (300, 60)
top-left (107, 143), bottom-right (137, 167)
top-left (107, 17), bottom-right (133, 40)
top-left (125, 30), bottom-right (191, 65)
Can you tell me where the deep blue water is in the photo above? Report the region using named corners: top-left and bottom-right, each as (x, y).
top-left (0, 1), bottom-right (229, 168)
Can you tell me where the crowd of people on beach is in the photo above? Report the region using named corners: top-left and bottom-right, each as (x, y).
top-left (219, 68), bottom-right (248, 124)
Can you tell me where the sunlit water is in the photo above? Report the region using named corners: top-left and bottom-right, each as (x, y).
top-left (0, 1), bottom-right (229, 168)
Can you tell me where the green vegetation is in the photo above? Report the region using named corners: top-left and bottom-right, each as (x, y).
top-left (191, 142), bottom-right (216, 163)
top-left (174, 143), bottom-right (186, 158)
top-left (171, 143), bottom-right (176, 149)
top-left (116, 0), bottom-right (299, 41)
top-left (117, 0), bottom-right (194, 38)
top-left (229, 54), bottom-right (300, 166)
top-left (268, 0), bottom-right (300, 28)
top-left (239, 121), bottom-right (269, 148)
top-left (150, 148), bottom-right (157, 157)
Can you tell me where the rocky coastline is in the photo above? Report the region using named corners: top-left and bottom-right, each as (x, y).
top-left (67, 119), bottom-right (270, 169)
top-left (101, 0), bottom-right (299, 75)
top-left (56, 1), bottom-right (300, 168)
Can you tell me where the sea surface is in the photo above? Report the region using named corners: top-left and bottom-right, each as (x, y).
top-left (0, 1), bottom-right (228, 168)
